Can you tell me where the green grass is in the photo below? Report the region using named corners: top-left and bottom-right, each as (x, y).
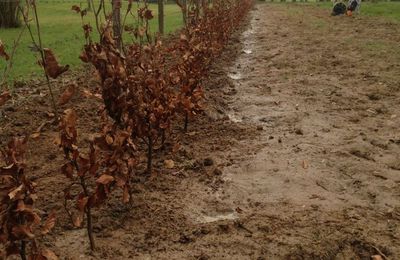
top-left (314, 1), bottom-right (400, 22)
top-left (360, 2), bottom-right (400, 21)
top-left (262, 1), bottom-right (400, 22)
top-left (0, 2), bottom-right (183, 81)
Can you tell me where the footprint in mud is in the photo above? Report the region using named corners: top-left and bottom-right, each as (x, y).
top-left (349, 146), bottom-right (375, 162)
top-left (386, 157), bottom-right (400, 171)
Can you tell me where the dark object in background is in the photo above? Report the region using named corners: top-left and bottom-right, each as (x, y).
top-left (347, 0), bottom-right (359, 11)
top-left (332, 2), bottom-right (347, 16)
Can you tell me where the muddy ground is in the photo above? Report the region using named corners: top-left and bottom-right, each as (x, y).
top-left (1, 3), bottom-right (400, 260)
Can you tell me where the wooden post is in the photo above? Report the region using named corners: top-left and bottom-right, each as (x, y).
top-left (112, 0), bottom-right (122, 50)
top-left (158, 0), bottom-right (164, 34)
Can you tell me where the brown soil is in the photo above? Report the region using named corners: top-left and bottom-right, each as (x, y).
top-left (1, 3), bottom-right (400, 260)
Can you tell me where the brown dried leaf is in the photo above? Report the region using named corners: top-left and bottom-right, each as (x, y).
top-left (164, 159), bottom-right (175, 169)
top-left (41, 48), bottom-right (69, 79)
top-left (82, 88), bottom-right (93, 98)
top-left (53, 136), bottom-right (61, 146)
top-left (45, 111), bottom-right (55, 118)
top-left (63, 109), bottom-right (77, 128)
top-left (41, 212), bottom-right (56, 235)
top-left (0, 40), bottom-right (9, 60)
top-left (12, 225), bottom-right (35, 239)
top-left (172, 143), bottom-right (181, 154)
top-left (105, 134), bottom-right (114, 145)
top-left (144, 9), bottom-right (153, 20)
top-left (76, 196), bottom-right (88, 212)
top-left (71, 5), bottom-right (81, 13)
top-left (61, 162), bottom-right (74, 179)
top-left (77, 156), bottom-right (90, 176)
top-left (58, 83), bottom-right (76, 105)
top-left (30, 132), bottom-right (41, 139)
top-left (8, 184), bottom-right (23, 199)
top-left (0, 91), bottom-right (11, 107)
top-left (72, 213), bottom-right (83, 227)
top-left (40, 248), bottom-right (58, 260)
top-left (123, 186), bottom-right (130, 203)
top-left (96, 174), bottom-right (114, 185)
top-left (15, 200), bottom-right (26, 212)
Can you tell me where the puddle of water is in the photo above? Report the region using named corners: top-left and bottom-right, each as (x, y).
top-left (200, 212), bottom-right (238, 223)
top-left (228, 73), bottom-right (242, 80)
top-left (242, 28), bottom-right (255, 37)
top-left (228, 113), bottom-right (243, 123)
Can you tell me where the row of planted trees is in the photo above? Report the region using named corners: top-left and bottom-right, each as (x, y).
top-left (0, 0), bottom-right (253, 258)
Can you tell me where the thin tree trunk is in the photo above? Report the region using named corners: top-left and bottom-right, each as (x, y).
top-left (147, 135), bottom-right (153, 174)
top-left (161, 129), bottom-right (166, 149)
top-left (112, 0), bottom-right (122, 51)
top-left (182, 0), bottom-right (187, 26)
top-left (31, 3), bottom-right (59, 119)
top-left (86, 208), bottom-right (95, 251)
top-left (20, 240), bottom-right (26, 260)
top-left (184, 112), bottom-right (189, 132)
top-left (79, 174), bottom-right (95, 251)
top-left (158, 0), bottom-right (164, 34)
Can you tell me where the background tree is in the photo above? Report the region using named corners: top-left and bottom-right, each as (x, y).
top-left (0, 0), bottom-right (21, 28)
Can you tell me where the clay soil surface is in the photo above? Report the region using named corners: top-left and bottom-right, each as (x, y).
top-left (1, 3), bottom-right (400, 260)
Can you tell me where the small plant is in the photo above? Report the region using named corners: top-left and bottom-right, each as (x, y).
top-left (0, 137), bottom-right (57, 260)
top-left (1, 28), bottom-right (25, 89)
top-left (125, 39), bottom-right (177, 173)
top-left (78, 3), bottom-right (177, 174)
top-left (58, 109), bottom-right (135, 251)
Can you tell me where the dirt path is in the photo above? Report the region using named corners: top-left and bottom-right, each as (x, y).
top-left (176, 3), bottom-right (400, 259)
top-left (1, 3), bottom-right (400, 260)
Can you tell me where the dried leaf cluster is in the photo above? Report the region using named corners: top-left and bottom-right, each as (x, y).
top-left (78, 0), bottom-right (252, 172)
top-left (0, 138), bottom-right (57, 259)
top-left (58, 109), bottom-right (136, 250)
